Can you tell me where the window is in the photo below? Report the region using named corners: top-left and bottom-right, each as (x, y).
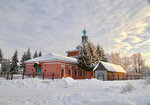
top-left (75, 70), bottom-right (78, 77)
top-left (80, 70), bottom-right (83, 77)
top-left (68, 70), bottom-right (72, 77)
top-left (61, 69), bottom-right (65, 77)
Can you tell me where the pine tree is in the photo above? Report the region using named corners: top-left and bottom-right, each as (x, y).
top-left (20, 52), bottom-right (27, 71)
top-left (26, 48), bottom-right (31, 60)
top-left (87, 41), bottom-right (97, 67)
top-left (10, 50), bottom-right (19, 72)
top-left (2, 59), bottom-right (11, 72)
top-left (77, 41), bottom-right (97, 71)
top-left (96, 44), bottom-right (102, 61)
top-left (96, 44), bottom-right (107, 62)
top-left (33, 51), bottom-right (38, 58)
top-left (0, 48), bottom-right (3, 63)
top-left (77, 41), bottom-right (107, 71)
top-left (39, 51), bottom-right (42, 57)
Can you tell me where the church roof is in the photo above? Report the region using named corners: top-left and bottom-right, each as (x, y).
top-left (25, 53), bottom-right (77, 63)
top-left (93, 61), bottom-right (127, 73)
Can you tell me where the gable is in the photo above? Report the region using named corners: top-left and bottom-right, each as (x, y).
top-left (94, 62), bottom-right (107, 71)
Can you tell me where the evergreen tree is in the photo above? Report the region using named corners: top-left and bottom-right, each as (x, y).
top-left (20, 52), bottom-right (27, 71)
top-left (39, 51), bottom-right (42, 57)
top-left (2, 59), bottom-right (11, 72)
top-left (0, 48), bottom-right (3, 63)
top-left (26, 48), bottom-right (31, 60)
top-left (10, 50), bottom-right (19, 72)
top-left (33, 51), bottom-right (38, 58)
top-left (77, 41), bottom-right (107, 71)
top-left (96, 44), bottom-right (107, 62)
top-left (96, 44), bottom-right (101, 61)
top-left (77, 41), bottom-right (97, 71)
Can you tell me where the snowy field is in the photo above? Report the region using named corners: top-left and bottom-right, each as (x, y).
top-left (0, 76), bottom-right (150, 105)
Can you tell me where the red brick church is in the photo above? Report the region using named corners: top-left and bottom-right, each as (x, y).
top-left (25, 28), bottom-right (94, 79)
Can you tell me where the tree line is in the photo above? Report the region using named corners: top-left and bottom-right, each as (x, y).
top-left (107, 52), bottom-right (146, 73)
top-left (0, 41), bottom-right (148, 74)
top-left (0, 48), bottom-right (42, 73)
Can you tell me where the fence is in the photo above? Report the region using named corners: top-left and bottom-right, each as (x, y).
top-left (106, 73), bottom-right (149, 81)
top-left (0, 71), bottom-right (149, 81)
top-left (0, 72), bottom-right (62, 80)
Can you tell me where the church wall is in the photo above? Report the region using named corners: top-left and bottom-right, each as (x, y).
top-left (25, 61), bottom-right (95, 79)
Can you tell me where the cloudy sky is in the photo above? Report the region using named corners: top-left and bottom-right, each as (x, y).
top-left (0, 0), bottom-right (150, 65)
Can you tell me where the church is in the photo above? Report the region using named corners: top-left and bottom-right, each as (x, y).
top-left (25, 28), bottom-right (95, 79)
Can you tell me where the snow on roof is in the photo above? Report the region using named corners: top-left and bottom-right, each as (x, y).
top-left (93, 61), bottom-right (126, 73)
top-left (66, 49), bottom-right (79, 53)
top-left (25, 53), bottom-right (77, 63)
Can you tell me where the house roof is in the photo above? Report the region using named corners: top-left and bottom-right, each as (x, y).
top-left (93, 61), bottom-right (127, 73)
top-left (25, 53), bottom-right (77, 63)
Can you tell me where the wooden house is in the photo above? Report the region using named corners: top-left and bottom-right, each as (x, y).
top-left (94, 62), bottom-right (126, 80)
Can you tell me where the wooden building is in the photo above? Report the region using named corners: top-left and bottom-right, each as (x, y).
top-left (94, 62), bottom-right (126, 80)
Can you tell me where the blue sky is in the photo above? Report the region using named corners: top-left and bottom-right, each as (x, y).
top-left (0, 0), bottom-right (150, 65)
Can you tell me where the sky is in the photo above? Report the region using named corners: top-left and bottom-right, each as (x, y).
top-left (0, 0), bottom-right (150, 66)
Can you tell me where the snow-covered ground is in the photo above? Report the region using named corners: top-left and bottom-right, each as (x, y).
top-left (0, 76), bottom-right (150, 105)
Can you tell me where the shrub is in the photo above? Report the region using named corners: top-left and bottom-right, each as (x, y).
top-left (121, 83), bottom-right (135, 93)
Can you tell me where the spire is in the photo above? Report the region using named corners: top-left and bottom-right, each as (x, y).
top-left (83, 26), bottom-right (87, 36)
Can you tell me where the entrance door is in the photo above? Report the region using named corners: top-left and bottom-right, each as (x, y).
top-left (97, 73), bottom-right (104, 80)
top-left (36, 67), bottom-right (41, 76)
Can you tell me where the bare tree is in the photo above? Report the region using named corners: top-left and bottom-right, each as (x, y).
top-left (131, 54), bottom-right (138, 72)
top-left (121, 56), bottom-right (131, 70)
top-left (108, 52), bottom-right (121, 66)
top-left (137, 53), bottom-right (145, 73)
top-left (131, 53), bottom-right (145, 73)
top-left (107, 52), bottom-right (146, 73)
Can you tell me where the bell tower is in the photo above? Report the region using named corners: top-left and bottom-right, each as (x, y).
top-left (81, 27), bottom-right (88, 43)
top-left (66, 27), bottom-right (89, 57)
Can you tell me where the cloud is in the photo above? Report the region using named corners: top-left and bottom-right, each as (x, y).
top-left (126, 36), bottom-right (141, 43)
top-left (135, 39), bottom-right (150, 47)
